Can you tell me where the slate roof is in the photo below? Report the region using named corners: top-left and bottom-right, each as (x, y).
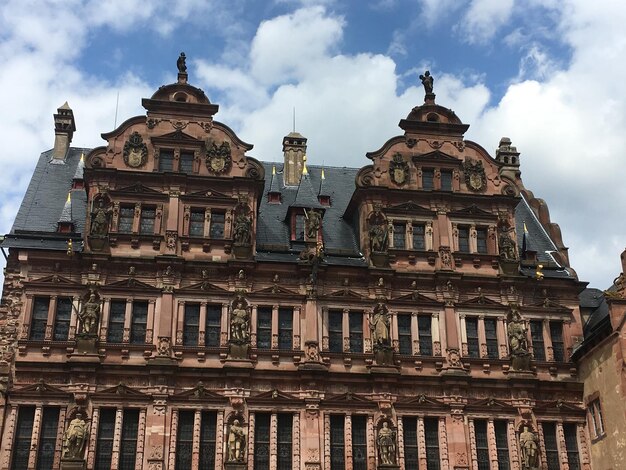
top-left (571, 287), bottom-right (611, 360)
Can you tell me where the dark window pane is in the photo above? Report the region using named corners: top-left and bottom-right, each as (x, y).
top-left (466, 318), bottom-right (479, 358)
top-left (254, 413), bottom-right (271, 470)
top-left (205, 305), bottom-right (221, 348)
top-left (210, 212), bottom-right (225, 239)
top-left (424, 418), bottom-right (440, 470)
top-left (494, 421), bottom-right (510, 470)
top-left (30, 297), bottom-right (49, 340)
top-left (176, 411), bottom-right (194, 470)
top-left (422, 169), bottom-right (434, 190)
top-left (403, 417), bottom-right (419, 470)
top-left (189, 209), bottom-right (205, 237)
top-left (108, 300), bottom-right (126, 343)
top-left (418, 316), bottom-right (433, 356)
top-left (330, 415), bottom-right (345, 470)
top-left (95, 409), bottom-right (116, 470)
top-left (530, 321), bottom-right (545, 361)
top-left (118, 206), bottom-right (134, 234)
top-left (393, 223), bottom-right (406, 249)
top-left (183, 303), bottom-right (200, 346)
top-left (412, 224), bottom-right (425, 250)
top-left (458, 227), bottom-right (470, 253)
top-left (349, 312), bottom-right (363, 353)
top-left (257, 307), bottom-right (272, 350)
top-left (277, 414), bottom-right (293, 470)
top-left (329, 310), bottom-right (343, 353)
top-left (11, 406), bottom-right (35, 470)
top-left (53, 297), bottom-right (72, 341)
top-left (440, 171), bottom-right (452, 191)
top-left (199, 411), bottom-right (217, 469)
top-left (398, 314), bottom-right (412, 355)
top-left (159, 150), bottom-right (174, 172)
top-left (119, 409), bottom-right (139, 470)
top-left (130, 301), bottom-right (148, 344)
top-left (484, 318), bottom-right (498, 359)
top-left (563, 423), bottom-right (580, 470)
top-left (477, 228), bottom-right (488, 253)
top-left (139, 207), bottom-right (155, 235)
top-left (351, 416), bottom-right (367, 470)
top-left (294, 214), bottom-right (305, 241)
top-left (180, 152), bottom-right (194, 173)
top-left (474, 420), bottom-right (490, 470)
top-left (278, 308), bottom-right (293, 350)
top-left (36, 407), bottom-right (59, 470)
top-left (543, 423), bottom-right (560, 470)
top-left (550, 321), bottom-right (564, 362)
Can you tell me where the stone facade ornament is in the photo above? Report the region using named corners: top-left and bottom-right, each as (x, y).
top-left (233, 198), bottom-right (253, 259)
top-left (62, 410), bottom-right (88, 460)
top-left (389, 153), bottom-right (409, 186)
top-left (370, 302), bottom-right (391, 348)
top-left (419, 70), bottom-right (434, 94)
top-left (123, 131), bottom-right (148, 168)
top-left (519, 426), bottom-right (540, 470)
top-left (89, 196), bottom-right (110, 237)
top-left (463, 158), bottom-right (487, 192)
top-left (377, 420), bottom-right (397, 466)
top-left (205, 139), bottom-right (232, 174)
top-left (507, 304), bottom-right (531, 371)
top-left (78, 289), bottom-right (100, 336)
top-left (368, 204), bottom-right (389, 267)
top-left (176, 52), bottom-right (187, 73)
top-left (304, 209), bottom-right (322, 241)
top-left (226, 418), bottom-right (247, 463)
top-left (228, 295), bottom-right (251, 359)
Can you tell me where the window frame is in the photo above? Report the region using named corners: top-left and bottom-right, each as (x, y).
top-left (397, 313), bottom-right (412, 355)
top-left (117, 205), bottom-right (135, 234)
top-left (587, 398), bottom-right (605, 439)
top-left (209, 211), bottom-right (226, 239)
top-left (418, 315), bottom-right (433, 356)
top-left (530, 320), bottom-right (545, 361)
top-left (52, 297), bottom-right (73, 341)
top-left (29, 296), bottom-right (50, 341)
top-left (256, 306), bottom-right (272, 350)
top-left (465, 317), bottom-right (480, 358)
top-left (188, 208), bottom-right (206, 238)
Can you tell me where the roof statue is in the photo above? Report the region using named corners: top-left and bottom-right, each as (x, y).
top-left (419, 70), bottom-right (434, 94)
top-left (177, 52), bottom-right (187, 73)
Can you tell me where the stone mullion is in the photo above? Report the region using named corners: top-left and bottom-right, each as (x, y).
top-left (111, 407), bottom-right (123, 470)
top-left (69, 295), bottom-right (80, 340)
top-left (192, 410), bottom-right (201, 469)
top-left (432, 313), bottom-right (441, 356)
top-left (86, 407), bottom-right (100, 470)
top-left (146, 300), bottom-right (155, 344)
top-left (53, 407), bottom-right (67, 469)
top-left (45, 296), bottom-right (57, 340)
top-left (221, 303), bottom-right (229, 346)
top-left (27, 405), bottom-right (43, 468)
top-left (537, 423), bottom-right (548, 470)
top-left (397, 416), bottom-right (405, 469)
top-left (322, 308), bottom-right (329, 351)
top-left (577, 423), bottom-right (591, 470)
top-left (293, 307), bottom-right (301, 350)
top-left (293, 412), bottom-right (301, 470)
top-left (270, 413), bottom-right (278, 469)
top-left (199, 302), bottom-right (207, 346)
top-left (122, 299), bottom-right (132, 343)
top-left (367, 415), bottom-right (375, 468)
top-left (487, 419), bottom-right (497, 470)
top-left (1, 405), bottom-right (17, 470)
top-left (250, 305), bottom-right (258, 348)
top-left (417, 417), bottom-right (426, 470)
top-left (478, 316), bottom-right (487, 358)
top-left (543, 319), bottom-right (554, 361)
top-left (342, 309), bottom-right (350, 352)
top-left (21, 294), bottom-right (34, 340)
top-left (439, 417), bottom-right (449, 470)
top-left (247, 413), bottom-right (255, 470)
top-left (392, 311), bottom-right (399, 352)
top-left (469, 419), bottom-right (478, 470)
top-left (411, 313), bottom-right (420, 355)
top-left (99, 298), bottom-right (111, 342)
top-left (507, 420), bottom-right (520, 470)
top-left (167, 409), bottom-right (179, 470)
top-left (497, 317), bottom-right (508, 359)
top-left (345, 414), bottom-right (353, 468)
top-left (135, 409), bottom-right (146, 469)
top-left (215, 411), bottom-right (224, 469)
top-left (460, 315), bottom-right (468, 356)
top-left (176, 300), bottom-right (185, 346)
top-left (323, 414), bottom-right (331, 470)
top-left (556, 422), bottom-right (569, 470)
top-left (469, 225), bottom-right (477, 253)
top-left (271, 305), bottom-right (279, 349)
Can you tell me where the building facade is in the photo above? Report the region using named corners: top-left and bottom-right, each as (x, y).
top-left (0, 57), bottom-right (593, 470)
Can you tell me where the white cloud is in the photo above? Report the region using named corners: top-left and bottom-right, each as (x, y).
top-left (456, 0), bottom-right (515, 44)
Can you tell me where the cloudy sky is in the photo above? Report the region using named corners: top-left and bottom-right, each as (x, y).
top-left (0, 0), bottom-right (623, 289)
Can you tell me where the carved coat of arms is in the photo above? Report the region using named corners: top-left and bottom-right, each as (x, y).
top-left (463, 158), bottom-right (487, 192)
top-left (123, 131), bottom-right (148, 168)
top-left (389, 153), bottom-right (409, 186)
top-left (205, 140), bottom-right (232, 174)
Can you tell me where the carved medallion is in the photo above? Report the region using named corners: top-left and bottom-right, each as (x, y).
top-left (389, 153), bottom-right (409, 186)
top-left (463, 158), bottom-right (487, 192)
top-left (123, 131), bottom-right (148, 168)
top-left (205, 139), bottom-right (232, 174)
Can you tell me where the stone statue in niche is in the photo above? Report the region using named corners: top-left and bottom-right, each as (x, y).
top-left (369, 223), bottom-right (389, 253)
top-left (507, 304), bottom-right (531, 370)
top-left (519, 426), bottom-right (540, 470)
top-left (229, 297), bottom-right (250, 344)
top-left (305, 209), bottom-right (322, 240)
top-left (78, 290), bottom-right (100, 336)
top-left (177, 52), bottom-right (187, 73)
top-left (377, 421), bottom-right (397, 466)
top-left (370, 302), bottom-right (391, 347)
top-left (497, 211), bottom-right (518, 266)
top-left (62, 410), bottom-right (88, 460)
top-left (90, 197), bottom-right (110, 237)
top-left (227, 419), bottom-right (247, 462)
top-left (233, 212), bottom-right (252, 245)
top-left (419, 70), bottom-right (434, 94)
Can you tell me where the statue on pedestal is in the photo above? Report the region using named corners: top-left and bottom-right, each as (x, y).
top-left (62, 411), bottom-right (88, 460)
top-left (79, 291), bottom-right (100, 336)
top-left (519, 426), bottom-right (539, 470)
top-left (377, 421), bottom-right (397, 466)
top-left (227, 419), bottom-right (246, 462)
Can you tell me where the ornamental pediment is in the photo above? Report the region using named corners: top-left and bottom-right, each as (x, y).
top-left (395, 394), bottom-right (446, 409)
top-left (322, 289), bottom-right (364, 299)
top-left (11, 380), bottom-right (69, 399)
top-left (92, 383), bottom-right (150, 400)
top-left (253, 285), bottom-right (301, 297)
top-left (448, 204), bottom-right (496, 219)
top-left (171, 383), bottom-right (226, 402)
top-left (385, 201), bottom-right (435, 215)
top-left (534, 400), bottom-right (585, 414)
top-left (26, 275), bottom-right (81, 286)
top-left (151, 130), bottom-right (202, 144)
top-left (392, 292), bottom-right (441, 305)
top-left (457, 296), bottom-right (506, 308)
top-left (465, 397), bottom-right (516, 412)
top-left (323, 392), bottom-right (375, 406)
top-left (112, 183), bottom-right (166, 196)
top-left (412, 150), bottom-right (461, 165)
top-left (184, 188), bottom-right (235, 200)
top-left (248, 389), bottom-right (303, 404)
top-left (179, 280), bottom-right (229, 293)
top-left (104, 278), bottom-right (158, 290)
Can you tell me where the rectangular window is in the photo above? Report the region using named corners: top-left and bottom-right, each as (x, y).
top-left (130, 301), bottom-right (148, 344)
top-left (424, 418), bottom-right (441, 470)
top-left (393, 222), bottom-right (406, 249)
top-left (30, 297), bottom-right (49, 340)
top-left (179, 151), bottom-right (194, 173)
top-left (189, 209), bottom-right (205, 237)
top-left (476, 227), bottom-right (488, 254)
top-left (418, 316), bottom-right (433, 356)
top-left (494, 420), bottom-right (510, 470)
top-left (139, 207), bottom-right (156, 235)
top-left (588, 399), bottom-right (605, 439)
top-left (397, 314), bottom-right (412, 355)
top-left (95, 409), bottom-right (116, 470)
top-left (118, 206), bottom-right (134, 234)
top-left (159, 149), bottom-right (174, 172)
top-left (530, 321), bottom-right (545, 361)
top-left (107, 300), bottom-right (126, 343)
top-left (176, 411), bottom-right (194, 470)
top-left (183, 303), bottom-right (200, 346)
top-left (119, 409), bottom-right (139, 470)
top-left (349, 312), bottom-right (363, 353)
top-left (11, 406), bottom-right (35, 470)
top-left (36, 407), bottom-right (59, 470)
top-left (564, 424), bottom-right (580, 470)
top-left (474, 420), bottom-right (490, 470)
top-left (277, 414), bottom-right (293, 470)
top-left (402, 417), bottom-right (418, 470)
top-left (484, 318), bottom-right (498, 359)
top-left (542, 423), bottom-right (560, 470)
top-left (458, 227), bottom-right (470, 253)
top-left (53, 297), bottom-right (72, 341)
top-left (257, 307), bottom-right (272, 350)
top-left (351, 416), bottom-right (367, 470)
top-left (422, 169), bottom-right (434, 190)
top-left (278, 307), bottom-right (293, 350)
top-left (199, 411), bottom-right (217, 469)
top-left (210, 212), bottom-right (225, 239)
top-left (330, 415), bottom-right (345, 470)
top-left (440, 171), bottom-right (452, 191)
top-left (254, 413), bottom-right (271, 470)
top-left (328, 310), bottom-right (343, 353)
top-left (550, 321), bottom-right (564, 362)
top-left (466, 317), bottom-right (479, 358)
top-left (294, 214), bottom-right (305, 241)
top-left (412, 224), bottom-right (425, 250)
top-left (205, 304), bottom-right (221, 348)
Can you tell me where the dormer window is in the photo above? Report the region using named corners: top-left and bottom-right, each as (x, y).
top-left (318, 195), bottom-right (330, 206)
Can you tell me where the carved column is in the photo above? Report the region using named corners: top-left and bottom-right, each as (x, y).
top-left (543, 320), bottom-right (554, 361)
top-left (478, 316), bottom-right (487, 358)
top-left (342, 309), bottom-right (350, 352)
top-left (537, 423), bottom-right (548, 470)
top-left (176, 300), bottom-right (185, 346)
top-left (556, 422), bottom-right (569, 470)
top-left (293, 307), bottom-right (301, 350)
top-left (293, 412), bottom-right (301, 470)
top-left (192, 410), bottom-right (201, 469)
top-left (487, 419), bottom-right (497, 470)
top-left (215, 411), bottom-right (224, 470)
top-left (270, 413), bottom-right (278, 469)
top-left (247, 413), bottom-right (256, 470)
top-left (345, 414), bottom-right (353, 467)
top-left (27, 405), bottom-right (43, 468)
top-left (250, 305), bottom-right (258, 348)
top-left (146, 300), bottom-right (156, 344)
top-left (167, 410), bottom-right (179, 470)
top-left (136, 409), bottom-right (146, 469)
top-left (324, 414), bottom-right (331, 470)
top-left (497, 317), bottom-right (508, 359)
top-left (0, 405), bottom-right (17, 470)
top-left (221, 303), bottom-right (229, 347)
top-left (397, 416), bottom-right (405, 469)
top-left (577, 423), bottom-right (591, 470)
top-left (44, 296), bottom-right (57, 340)
top-left (69, 295), bottom-right (80, 340)
top-left (507, 420), bottom-right (520, 470)
top-left (411, 313), bottom-right (419, 355)
top-left (417, 417), bottom-right (427, 470)
top-left (271, 305), bottom-right (279, 350)
top-left (122, 299), bottom-right (132, 343)
top-left (439, 417), bottom-right (449, 470)
top-left (469, 225), bottom-right (478, 253)
top-left (54, 407), bottom-right (67, 469)
top-left (469, 419), bottom-right (478, 470)
top-left (432, 313), bottom-right (442, 356)
top-left (86, 407), bottom-right (100, 470)
top-left (367, 415), bottom-right (375, 469)
top-left (111, 408), bottom-right (123, 469)
top-left (100, 298), bottom-right (111, 342)
top-left (460, 315), bottom-right (468, 356)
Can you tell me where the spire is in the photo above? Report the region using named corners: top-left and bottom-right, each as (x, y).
top-left (73, 152), bottom-right (85, 180)
top-left (293, 163), bottom-right (323, 210)
top-left (57, 192), bottom-right (74, 233)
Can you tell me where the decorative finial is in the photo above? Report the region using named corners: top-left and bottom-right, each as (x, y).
top-left (321, 168), bottom-right (325, 180)
top-left (177, 52), bottom-right (187, 73)
top-left (66, 192), bottom-right (71, 204)
top-left (419, 70), bottom-right (434, 94)
top-left (272, 165), bottom-right (276, 175)
top-left (535, 264), bottom-right (544, 281)
top-left (80, 152), bottom-right (84, 162)
top-left (66, 239), bottom-right (73, 257)
top-left (302, 154), bottom-right (308, 175)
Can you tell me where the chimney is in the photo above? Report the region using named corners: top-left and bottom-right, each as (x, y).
top-left (496, 137), bottom-right (521, 180)
top-left (283, 132), bottom-right (307, 186)
top-left (53, 102), bottom-right (76, 160)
